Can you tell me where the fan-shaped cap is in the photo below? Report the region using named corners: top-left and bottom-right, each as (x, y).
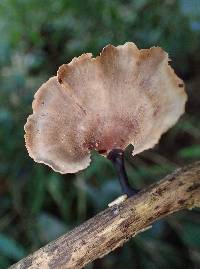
top-left (24, 42), bottom-right (187, 174)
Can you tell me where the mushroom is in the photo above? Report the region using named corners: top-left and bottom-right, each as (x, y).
top-left (24, 42), bottom-right (187, 195)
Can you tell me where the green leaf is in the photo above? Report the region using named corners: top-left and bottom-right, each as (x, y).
top-left (28, 167), bottom-right (46, 215)
top-left (181, 222), bottom-right (200, 248)
top-left (37, 212), bottom-right (67, 242)
top-left (0, 255), bottom-right (10, 269)
top-left (178, 145), bottom-right (200, 159)
top-left (0, 233), bottom-right (26, 260)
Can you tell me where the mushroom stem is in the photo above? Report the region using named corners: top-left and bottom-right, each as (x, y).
top-left (107, 149), bottom-right (138, 197)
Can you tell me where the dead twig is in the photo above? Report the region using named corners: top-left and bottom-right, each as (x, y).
top-left (9, 161), bottom-right (200, 269)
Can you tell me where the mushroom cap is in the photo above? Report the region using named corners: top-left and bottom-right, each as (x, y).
top-left (24, 42), bottom-right (187, 174)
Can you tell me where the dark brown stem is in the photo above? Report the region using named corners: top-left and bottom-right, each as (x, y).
top-left (107, 149), bottom-right (138, 197)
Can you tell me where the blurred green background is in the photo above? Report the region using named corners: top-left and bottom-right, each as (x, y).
top-left (0, 0), bottom-right (200, 268)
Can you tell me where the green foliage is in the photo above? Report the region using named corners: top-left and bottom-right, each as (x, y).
top-left (0, 234), bottom-right (26, 260)
top-left (178, 145), bottom-right (200, 159)
top-left (0, 0), bottom-right (199, 268)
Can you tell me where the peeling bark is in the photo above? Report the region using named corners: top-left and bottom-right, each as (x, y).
top-left (9, 162), bottom-right (200, 269)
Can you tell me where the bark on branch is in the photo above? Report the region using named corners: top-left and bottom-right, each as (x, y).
top-left (9, 162), bottom-right (200, 269)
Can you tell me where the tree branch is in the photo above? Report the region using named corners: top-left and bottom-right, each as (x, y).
top-left (9, 162), bottom-right (200, 269)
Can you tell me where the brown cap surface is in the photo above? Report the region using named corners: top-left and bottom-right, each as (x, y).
top-left (24, 43), bottom-right (187, 174)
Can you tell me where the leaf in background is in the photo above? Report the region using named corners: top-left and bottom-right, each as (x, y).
top-left (46, 173), bottom-right (72, 220)
top-left (0, 255), bottom-right (10, 269)
top-left (178, 145), bottom-right (200, 159)
top-left (181, 222), bottom-right (200, 248)
top-left (0, 233), bottom-right (26, 260)
top-left (37, 212), bottom-right (67, 243)
top-left (27, 167), bottom-right (46, 215)
top-left (47, 173), bottom-right (64, 206)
